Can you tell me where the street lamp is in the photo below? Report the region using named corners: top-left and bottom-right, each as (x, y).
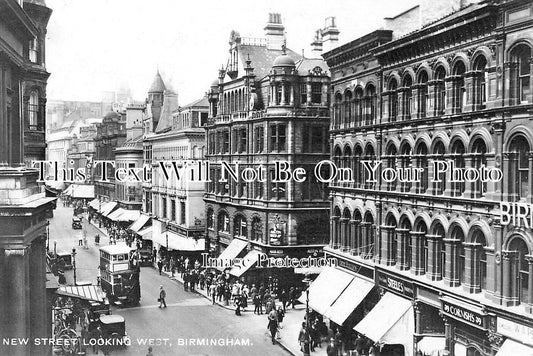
top-left (302, 273), bottom-right (312, 356)
top-left (46, 221), bottom-right (50, 252)
top-left (72, 248), bottom-right (77, 286)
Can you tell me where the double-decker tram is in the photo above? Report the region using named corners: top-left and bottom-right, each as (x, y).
top-left (99, 244), bottom-right (141, 306)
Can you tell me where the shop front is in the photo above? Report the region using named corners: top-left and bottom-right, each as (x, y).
top-left (439, 296), bottom-right (490, 356)
top-left (352, 269), bottom-right (416, 356)
top-left (494, 316), bottom-right (533, 356)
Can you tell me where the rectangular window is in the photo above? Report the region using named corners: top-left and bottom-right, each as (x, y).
top-left (255, 126), bottom-right (264, 153)
top-left (300, 83), bottom-right (307, 104)
top-left (223, 130), bottom-right (230, 153)
top-left (237, 127), bottom-right (247, 153)
top-left (180, 202), bottom-right (186, 225)
top-left (270, 169), bottom-right (286, 200)
top-left (162, 197), bottom-right (167, 219)
top-left (171, 199), bottom-right (176, 222)
top-left (520, 57), bottom-right (531, 103)
top-left (270, 124), bottom-right (286, 152)
top-left (311, 83), bottom-right (322, 104)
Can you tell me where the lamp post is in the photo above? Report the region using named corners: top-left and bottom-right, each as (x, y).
top-left (46, 221), bottom-right (50, 252)
top-left (98, 196), bottom-right (102, 228)
top-left (72, 248), bottom-right (77, 286)
top-left (302, 274), bottom-right (312, 356)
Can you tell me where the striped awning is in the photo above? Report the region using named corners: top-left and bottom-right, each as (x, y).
top-left (101, 202), bottom-right (118, 216)
top-left (129, 214), bottom-right (150, 233)
top-left (56, 285), bottom-right (106, 303)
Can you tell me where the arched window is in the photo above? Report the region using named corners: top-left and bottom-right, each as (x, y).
top-left (402, 74), bottom-right (413, 120)
top-left (206, 208), bottom-right (214, 229)
top-left (416, 142), bottom-right (428, 194)
top-left (415, 220), bottom-right (428, 275)
top-left (400, 142), bottom-right (412, 192)
top-left (417, 71), bottom-right (429, 118)
top-left (451, 140), bottom-right (466, 197)
top-left (433, 140), bottom-right (446, 195)
top-left (386, 145), bottom-right (397, 191)
top-left (365, 85), bottom-right (376, 125)
top-left (472, 55), bottom-right (488, 109)
top-left (354, 145), bottom-right (363, 188)
top-left (452, 61), bottom-right (466, 113)
top-left (364, 144), bottom-right (376, 190)
top-left (435, 66), bottom-right (446, 115)
top-left (388, 78), bottom-right (398, 122)
top-left (334, 93), bottom-right (343, 129)
top-left (234, 215), bottom-right (247, 238)
top-left (333, 146), bottom-right (343, 187)
top-left (400, 218), bottom-right (412, 269)
top-left (509, 237), bottom-right (530, 304)
top-left (332, 207), bottom-right (342, 249)
top-left (28, 90), bottom-right (39, 130)
top-left (217, 211), bottom-right (230, 233)
top-left (343, 146), bottom-right (352, 187)
top-left (355, 88), bottom-right (364, 127)
top-left (472, 139), bottom-right (488, 198)
top-left (363, 212), bottom-right (375, 258)
top-left (251, 216), bottom-right (263, 242)
top-left (386, 214), bottom-right (397, 264)
top-left (509, 135), bottom-right (530, 201)
top-left (452, 227), bottom-right (466, 284)
top-left (344, 90), bottom-right (353, 127)
top-left (472, 229), bottom-right (487, 291)
top-left (509, 44), bottom-right (532, 104)
top-left (353, 210), bottom-right (363, 254)
top-left (434, 223), bottom-right (446, 279)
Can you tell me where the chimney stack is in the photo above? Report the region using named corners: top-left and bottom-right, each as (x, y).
top-left (321, 16), bottom-right (339, 53)
top-left (310, 30), bottom-right (323, 55)
top-left (264, 13), bottom-right (285, 50)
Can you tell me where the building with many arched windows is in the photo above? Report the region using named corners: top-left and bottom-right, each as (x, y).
top-left (320, 0), bottom-right (533, 355)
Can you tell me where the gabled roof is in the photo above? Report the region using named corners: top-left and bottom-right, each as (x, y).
top-left (295, 58), bottom-right (329, 74)
top-left (181, 96), bottom-right (209, 109)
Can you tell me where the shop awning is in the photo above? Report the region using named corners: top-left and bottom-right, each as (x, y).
top-left (71, 185), bottom-right (95, 199)
top-left (230, 250), bottom-right (262, 277)
top-left (107, 208), bottom-right (126, 221)
top-left (298, 266), bottom-right (354, 316)
top-left (116, 209), bottom-right (140, 222)
top-left (101, 202), bottom-right (118, 216)
top-left (215, 238), bottom-right (248, 271)
top-left (324, 275), bottom-right (374, 325)
top-left (166, 231), bottom-right (205, 251)
top-left (56, 285), bottom-right (106, 303)
top-left (63, 185), bottom-right (74, 196)
top-left (496, 339), bottom-right (533, 356)
top-left (417, 336), bottom-right (446, 356)
top-left (45, 180), bottom-right (66, 191)
top-left (138, 226), bottom-right (153, 240)
top-left (354, 292), bottom-right (414, 356)
top-left (88, 198), bottom-right (100, 210)
top-left (129, 214), bottom-right (150, 233)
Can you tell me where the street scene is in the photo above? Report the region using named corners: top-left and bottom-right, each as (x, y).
top-left (1, 0), bottom-right (533, 356)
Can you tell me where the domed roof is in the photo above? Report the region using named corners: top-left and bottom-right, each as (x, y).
top-left (273, 53), bottom-right (296, 68)
top-left (103, 111), bottom-right (120, 120)
top-left (211, 79), bottom-right (219, 87)
top-left (149, 70), bottom-right (166, 93)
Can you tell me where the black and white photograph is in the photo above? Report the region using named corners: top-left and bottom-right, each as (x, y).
top-left (1, 0), bottom-right (533, 355)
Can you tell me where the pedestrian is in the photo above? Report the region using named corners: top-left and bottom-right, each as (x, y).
top-left (89, 326), bottom-right (103, 354)
top-left (289, 287), bottom-right (296, 309)
top-left (279, 288), bottom-right (288, 312)
top-left (159, 285), bottom-right (167, 308)
top-left (95, 234), bottom-right (100, 245)
top-left (327, 338), bottom-right (338, 356)
top-left (78, 234), bottom-right (83, 246)
top-left (276, 306), bottom-right (285, 329)
top-left (210, 283), bottom-right (217, 304)
top-left (267, 309), bottom-right (278, 345)
top-left (235, 296), bottom-right (242, 316)
top-left (157, 260), bottom-right (163, 275)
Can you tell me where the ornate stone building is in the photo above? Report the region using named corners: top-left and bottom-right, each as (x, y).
top-left (0, 0), bottom-right (55, 355)
top-left (322, 0), bottom-right (533, 355)
top-left (204, 14), bottom-right (333, 285)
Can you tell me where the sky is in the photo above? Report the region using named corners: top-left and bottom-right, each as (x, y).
top-left (45, 0), bottom-right (419, 106)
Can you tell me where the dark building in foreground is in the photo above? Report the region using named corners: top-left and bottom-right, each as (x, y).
top-left (317, 0), bottom-right (533, 355)
top-left (0, 0), bottom-right (55, 355)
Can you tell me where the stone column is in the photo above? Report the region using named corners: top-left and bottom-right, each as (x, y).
top-left (350, 219), bottom-right (359, 255)
top-left (397, 89), bottom-right (406, 121)
top-left (463, 155), bottom-right (474, 198)
top-left (3, 248), bottom-right (30, 356)
top-left (281, 82), bottom-right (287, 105)
top-left (411, 85), bottom-right (421, 119)
top-left (0, 63), bottom-right (8, 165)
top-left (444, 238), bottom-right (461, 287)
top-left (331, 216), bottom-right (340, 249)
top-left (380, 225), bottom-right (395, 266)
top-left (502, 250), bottom-right (520, 306)
top-left (396, 228), bottom-right (410, 270)
top-left (504, 152), bottom-right (518, 201)
top-left (410, 231), bottom-right (426, 275)
top-left (30, 235), bottom-right (48, 355)
top-left (340, 218), bottom-right (349, 252)
top-left (503, 62), bottom-right (518, 106)
top-left (426, 80), bottom-right (438, 117)
top-left (289, 83), bottom-right (295, 106)
top-left (426, 234), bottom-right (441, 280)
top-left (463, 242), bottom-right (481, 293)
top-left (444, 77), bottom-right (456, 115)
top-left (381, 93), bottom-right (390, 121)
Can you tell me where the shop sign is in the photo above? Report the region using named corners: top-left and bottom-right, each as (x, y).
top-left (377, 271), bottom-right (414, 298)
top-left (269, 228), bottom-right (282, 245)
top-left (497, 317), bottom-right (533, 345)
top-left (441, 299), bottom-right (485, 329)
top-left (269, 249), bottom-right (284, 256)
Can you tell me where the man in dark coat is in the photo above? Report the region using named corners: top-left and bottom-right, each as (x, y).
top-left (159, 285), bottom-right (167, 308)
top-left (267, 309), bottom-right (278, 345)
